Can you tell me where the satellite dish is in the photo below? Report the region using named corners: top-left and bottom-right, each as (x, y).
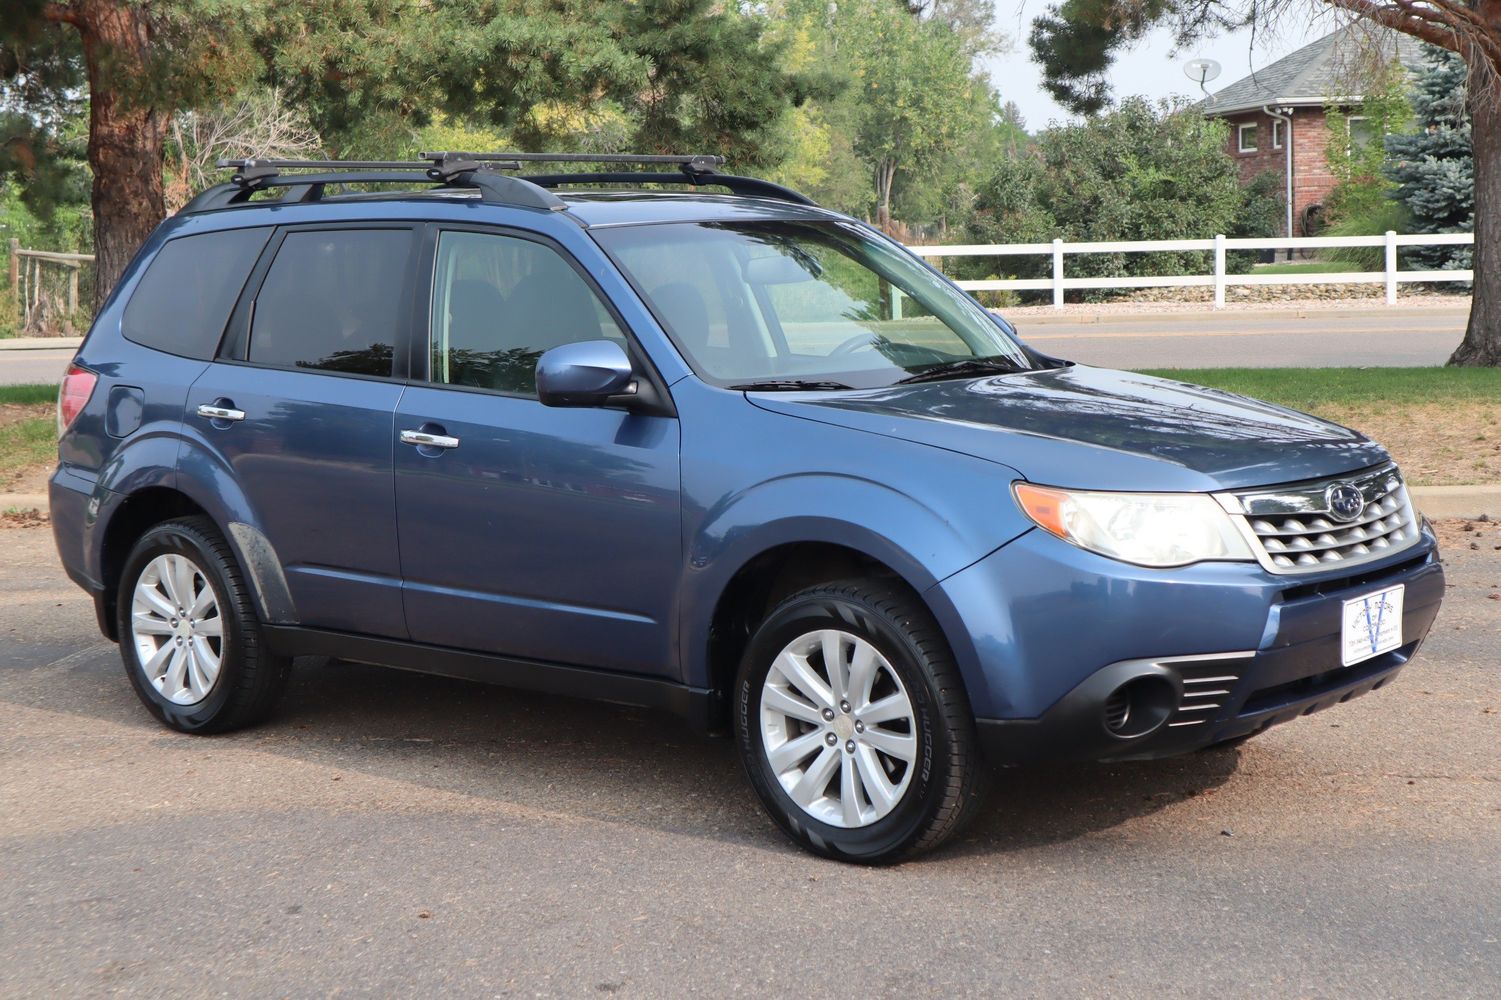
top-left (1184, 58), bottom-right (1223, 93)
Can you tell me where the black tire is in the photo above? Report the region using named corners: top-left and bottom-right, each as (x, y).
top-left (116, 516), bottom-right (290, 734)
top-left (734, 580), bottom-right (984, 863)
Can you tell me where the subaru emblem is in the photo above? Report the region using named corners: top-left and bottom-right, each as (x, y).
top-left (1326, 483), bottom-right (1365, 523)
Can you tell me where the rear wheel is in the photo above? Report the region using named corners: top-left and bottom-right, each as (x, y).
top-left (117, 517), bottom-right (290, 734)
top-left (734, 580), bottom-right (984, 863)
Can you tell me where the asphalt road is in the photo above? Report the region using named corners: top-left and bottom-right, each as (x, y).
top-left (1012, 309), bottom-right (1468, 369)
top-left (2, 523), bottom-right (1499, 998)
top-left (0, 348), bottom-right (71, 386)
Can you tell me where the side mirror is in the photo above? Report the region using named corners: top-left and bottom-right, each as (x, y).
top-left (536, 340), bottom-right (636, 408)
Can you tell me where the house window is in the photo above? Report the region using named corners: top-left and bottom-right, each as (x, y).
top-left (1237, 123), bottom-right (1258, 153)
top-left (1348, 115), bottom-right (1376, 150)
top-left (1271, 119), bottom-right (1284, 149)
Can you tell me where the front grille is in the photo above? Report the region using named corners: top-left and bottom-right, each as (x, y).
top-left (1219, 464), bottom-right (1419, 575)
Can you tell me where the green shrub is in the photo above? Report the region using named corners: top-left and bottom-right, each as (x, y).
top-left (1325, 198), bottom-right (1411, 271)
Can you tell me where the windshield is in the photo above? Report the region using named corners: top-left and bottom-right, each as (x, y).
top-left (593, 220), bottom-right (1034, 389)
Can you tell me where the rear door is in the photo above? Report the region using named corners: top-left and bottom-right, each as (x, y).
top-left (183, 224), bottom-right (420, 638)
top-left (393, 226), bottom-right (682, 676)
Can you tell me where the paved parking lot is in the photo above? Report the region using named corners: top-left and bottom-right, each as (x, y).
top-left (2, 522), bottom-right (1498, 997)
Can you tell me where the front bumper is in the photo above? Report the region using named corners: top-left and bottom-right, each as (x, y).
top-left (926, 523), bottom-right (1444, 765)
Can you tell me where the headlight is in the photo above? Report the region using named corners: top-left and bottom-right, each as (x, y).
top-left (1013, 482), bottom-right (1255, 568)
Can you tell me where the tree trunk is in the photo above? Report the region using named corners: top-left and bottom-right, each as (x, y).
top-left (1448, 63), bottom-right (1501, 365)
top-left (79, 4), bottom-right (167, 313)
top-left (874, 159), bottom-right (896, 232)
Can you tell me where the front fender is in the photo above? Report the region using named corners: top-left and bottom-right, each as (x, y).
top-left (679, 473), bottom-right (1032, 699)
top-left (673, 384), bottom-right (1036, 694)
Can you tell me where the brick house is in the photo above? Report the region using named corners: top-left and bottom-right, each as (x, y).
top-left (1202, 26), bottom-right (1425, 236)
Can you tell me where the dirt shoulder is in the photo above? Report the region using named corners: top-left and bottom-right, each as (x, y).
top-left (1322, 401), bottom-right (1501, 487)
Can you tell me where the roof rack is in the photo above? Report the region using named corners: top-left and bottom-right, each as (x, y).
top-left (422, 151), bottom-right (817, 206)
top-left (177, 151), bottom-right (816, 214)
top-left (178, 156), bottom-right (569, 215)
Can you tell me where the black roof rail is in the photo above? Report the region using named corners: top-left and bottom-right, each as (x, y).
top-left (421, 151), bottom-right (726, 173)
top-left (177, 152), bottom-right (816, 214)
top-left (177, 157), bottom-right (569, 215)
top-left (421, 151), bottom-right (817, 206)
top-left (521, 172), bottom-right (816, 206)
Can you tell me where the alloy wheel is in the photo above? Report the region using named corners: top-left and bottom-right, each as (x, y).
top-left (759, 628), bottom-right (917, 828)
top-left (129, 553), bottom-right (224, 706)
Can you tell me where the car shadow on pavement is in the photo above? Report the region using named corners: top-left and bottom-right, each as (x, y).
top-left (7, 646), bottom-right (1241, 860)
top-left (247, 655), bottom-right (1243, 858)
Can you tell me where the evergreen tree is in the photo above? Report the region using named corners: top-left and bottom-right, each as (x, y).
top-left (1385, 46), bottom-right (1473, 273)
top-left (3, 1), bottom-right (805, 308)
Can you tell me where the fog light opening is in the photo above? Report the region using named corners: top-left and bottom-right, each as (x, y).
top-left (1102, 676), bottom-right (1176, 739)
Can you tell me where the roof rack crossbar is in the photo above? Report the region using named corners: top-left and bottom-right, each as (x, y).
top-left (216, 158), bottom-right (436, 172)
top-left (521, 171), bottom-right (816, 207)
top-left (421, 151), bottom-right (725, 172)
top-left (183, 162), bottom-right (568, 214)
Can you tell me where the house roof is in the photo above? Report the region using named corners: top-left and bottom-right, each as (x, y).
top-left (1202, 25), bottom-right (1429, 116)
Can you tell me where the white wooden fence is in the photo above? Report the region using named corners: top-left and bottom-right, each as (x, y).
top-left (908, 232), bottom-right (1475, 309)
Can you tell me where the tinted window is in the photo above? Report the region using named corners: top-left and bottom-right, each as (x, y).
top-left (248, 229), bottom-right (412, 377)
top-left (429, 230), bottom-right (622, 395)
top-left (122, 228), bottom-right (270, 359)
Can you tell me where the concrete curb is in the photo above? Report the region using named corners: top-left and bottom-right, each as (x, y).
top-left (0, 337), bottom-right (82, 352)
top-left (1410, 485), bottom-right (1501, 520)
top-left (5, 485), bottom-right (1498, 519)
top-left (1, 494), bottom-right (49, 513)
top-left (1003, 306), bottom-right (1471, 327)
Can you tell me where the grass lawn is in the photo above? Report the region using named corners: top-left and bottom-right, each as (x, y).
top-left (0, 384), bottom-right (60, 406)
top-left (1251, 260), bottom-right (1370, 276)
top-left (0, 385), bottom-right (56, 493)
top-left (1141, 368), bottom-right (1501, 486)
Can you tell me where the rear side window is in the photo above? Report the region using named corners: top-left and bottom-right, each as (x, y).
top-left (248, 229), bottom-right (412, 377)
top-left (121, 228), bottom-right (271, 359)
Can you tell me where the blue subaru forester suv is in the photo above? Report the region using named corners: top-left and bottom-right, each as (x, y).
top-left (51, 153), bottom-right (1445, 862)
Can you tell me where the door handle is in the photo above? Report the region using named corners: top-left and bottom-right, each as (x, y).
top-left (197, 403), bottom-right (245, 422)
top-left (400, 429), bottom-right (460, 450)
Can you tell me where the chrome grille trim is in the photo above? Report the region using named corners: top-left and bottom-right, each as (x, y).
top-left (1216, 464), bottom-right (1420, 576)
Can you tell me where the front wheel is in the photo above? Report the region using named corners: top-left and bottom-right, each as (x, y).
top-left (734, 581), bottom-right (984, 863)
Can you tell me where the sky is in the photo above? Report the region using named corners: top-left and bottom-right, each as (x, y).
top-left (982, 2), bottom-right (1332, 130)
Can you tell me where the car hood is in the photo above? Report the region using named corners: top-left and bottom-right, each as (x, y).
top-left (747, 365), bottom-right (1390, 492)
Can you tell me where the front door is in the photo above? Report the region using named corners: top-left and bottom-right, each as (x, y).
top-left (394, 228), bottom-right (682, 676)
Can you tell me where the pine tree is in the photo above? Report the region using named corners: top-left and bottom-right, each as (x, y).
top-left (1385, 46), bottom-right (1473, 272)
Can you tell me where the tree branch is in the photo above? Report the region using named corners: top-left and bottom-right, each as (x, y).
top-left (1323, 0), bottom-right (1501, 76)
top-left (1321, 0), bottom-right (1458, 50)
top-left (40, 3), bottom-right (85, 29)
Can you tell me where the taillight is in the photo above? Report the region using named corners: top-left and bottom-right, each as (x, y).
top-left (57, 364), bottom-right (98, 434)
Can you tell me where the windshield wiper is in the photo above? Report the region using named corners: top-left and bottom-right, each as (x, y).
top-left (730, 379), bottom-right (855, 392)
top-left (893, 358), bottom-right (1024, 385)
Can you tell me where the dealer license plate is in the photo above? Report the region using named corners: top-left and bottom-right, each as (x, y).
top-left (1341, 584), bottom-right (1404, 667)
